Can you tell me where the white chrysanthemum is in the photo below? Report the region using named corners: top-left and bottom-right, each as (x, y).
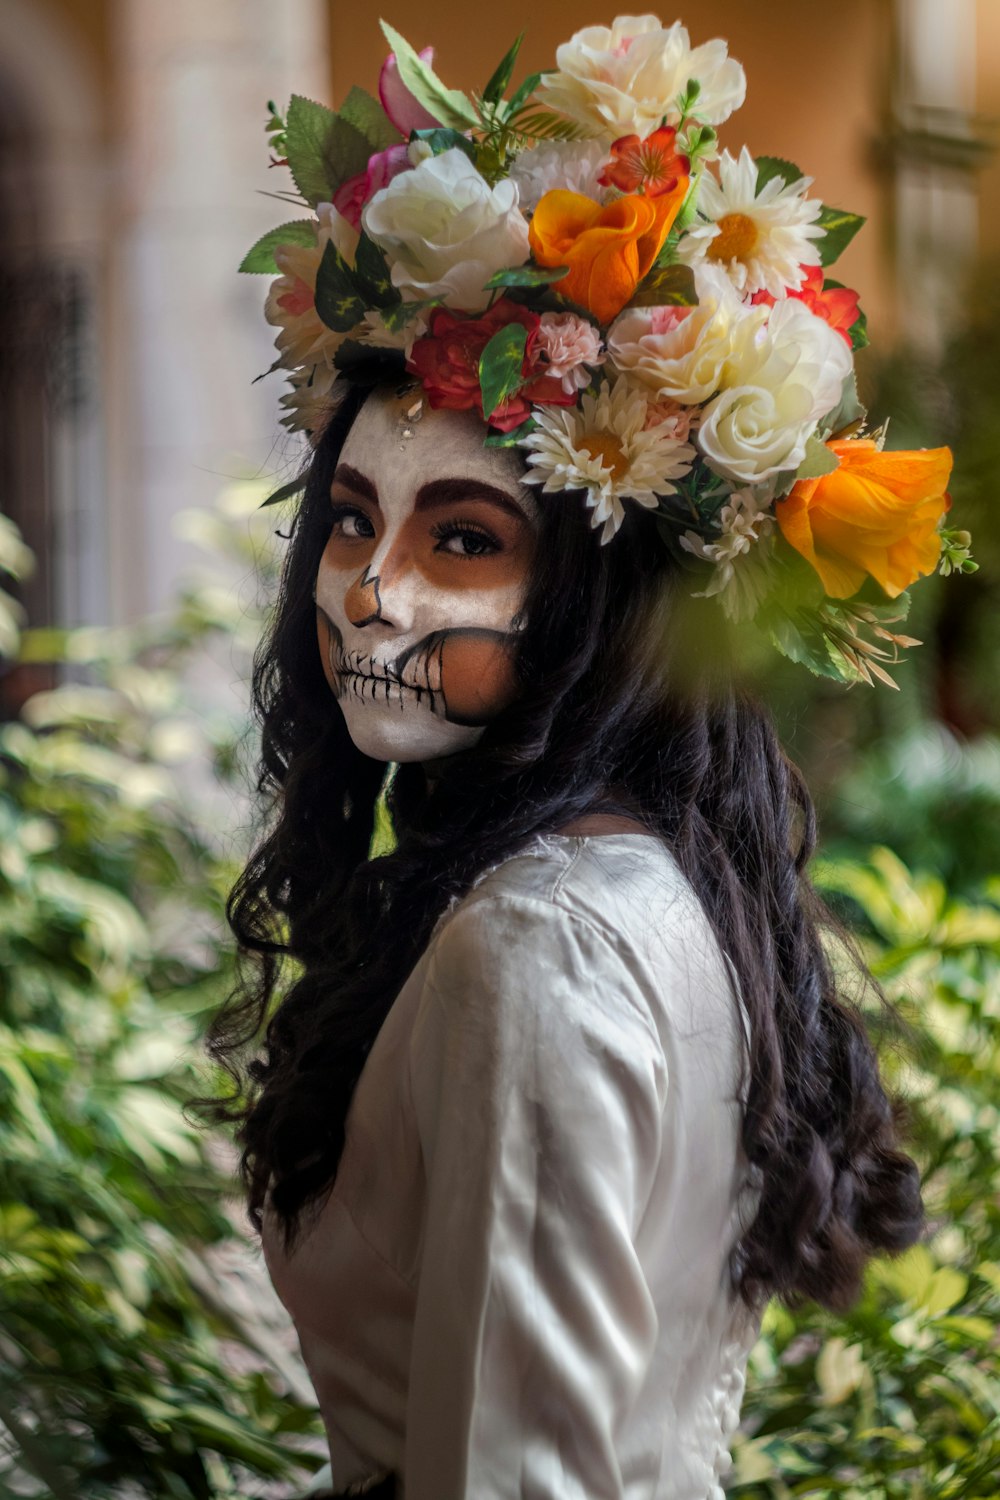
top-left (279, 363), bottom-right (347, 439)
top-left (677, 147), bottom-right (825, 296)
top-left (519, 378), bottom-right (695, 544)
top-left (679, 489), bottom-right (775, 620)
top-left (697, 297), bottom-right (854, 483)
top-left (508, 140), bottom-right (610, 213)
top-left (539, 16), bottom-right (746, 139)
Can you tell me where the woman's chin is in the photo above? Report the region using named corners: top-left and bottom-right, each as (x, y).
top-left (336, 697), bottom-right (485, 764)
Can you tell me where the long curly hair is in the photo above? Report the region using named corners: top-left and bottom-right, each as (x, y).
top-left (210, 380), bottom-right (924, 1315)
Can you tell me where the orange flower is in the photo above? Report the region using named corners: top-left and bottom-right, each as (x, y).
top-left (598, 126), bottom-right (690, 198)
top-left (775, 439), bottom-right (953, 599)
top-left (529, 182), bottom-right (688, 324)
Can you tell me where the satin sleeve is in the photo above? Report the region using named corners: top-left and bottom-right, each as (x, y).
top-left (404, 892), bottom-right (669, 1500)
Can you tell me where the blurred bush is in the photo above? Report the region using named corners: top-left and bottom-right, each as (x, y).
top-left (0, 490), bottom-right (325, 1497)
top-left (730, 849), bottom-right (1000, 1496)
top-left (0, 485), bottom-right (997, 1496)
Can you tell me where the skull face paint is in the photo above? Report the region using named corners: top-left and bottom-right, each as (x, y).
top-left (315, 387), bottom-right (540, 763)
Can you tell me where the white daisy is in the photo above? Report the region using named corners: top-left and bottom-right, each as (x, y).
top-left (677, 147), bottom-right (825, 297)
top-left (679, 488), bottom-right (776, 620)
top-left (519, 379), bottom-right (695, 545)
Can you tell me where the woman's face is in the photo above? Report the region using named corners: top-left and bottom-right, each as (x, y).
top-left (315, 387), bottom-right (540, 763)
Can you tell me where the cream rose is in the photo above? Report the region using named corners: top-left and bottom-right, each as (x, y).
top-left (607, 264), bottom-right (749, 405)
top-left (697, 298), bottom-right (854, 483)
top-left (361, 148), bottom-right (531, 312)
top-left (539, 15), bottom-right (746, 140)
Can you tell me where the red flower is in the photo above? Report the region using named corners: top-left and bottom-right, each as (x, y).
top-left (753, 265), bottom-right (861, 345)
top-left (598, 125), bottom-right (690, 198)
top-left (407, 299), bottom-right (577, 431)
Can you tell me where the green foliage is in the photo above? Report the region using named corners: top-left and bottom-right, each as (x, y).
top-left (816, 205), bottom-right (866, 267)
top-left (477, 321), bottom-right (528, 420)
top-left (238, 221), bottom-right (317, 276)
top-left (728, 848), bottom-right (1000, 1495)
top-left (483, 264), bottom-right (569, 291)
top-left (314, 240), bottom-right (366, 332)
top-left (0, 483), bottom-right (323, 1497)
top-left (379, 22), bottom-right (478, 132)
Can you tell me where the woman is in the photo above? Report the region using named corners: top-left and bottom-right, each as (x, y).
top-left (217, 14), bottom-right (961, 1498)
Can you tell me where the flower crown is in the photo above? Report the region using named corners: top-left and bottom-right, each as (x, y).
top-left (242, 14), bottom-right (973, 686)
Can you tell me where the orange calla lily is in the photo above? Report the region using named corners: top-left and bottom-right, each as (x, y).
top-left (529, 181), bottom-right (688, 324)
top-left (775, 439), bottom-right (953, 599)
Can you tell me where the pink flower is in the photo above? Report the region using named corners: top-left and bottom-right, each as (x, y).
top-left (407, 300), bottom-right (577, 431)
top-left (333, 144), bottom-right (412, 230)
top-left (642, 397), bottom-right (700, 440)
top-left (534, 311), bottom-right (605, 394)
top-left (379, 46), bottom-right (442, 136)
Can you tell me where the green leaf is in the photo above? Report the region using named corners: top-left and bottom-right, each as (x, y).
top-left (238, 220), bottom-right (317, 275)
top-left (410, 127), bottom-right (477, 162)
top-left (504, 70), bottom-right (544, 119)
top-left (762, 608), bottom-right (850, 683)
top-left (483, 263), bottom-right (570, 290)
top-left (484, 417), bottom-right (536, 446)
top-left (506, 109), bottom-right (588, 142)
top-left (795, 435), bottom-right (840, 481)
top-left (483, 32), bottom-right (524, 106)
top-left (284, 94), bottom-right (339, 205)
top-left (378, 296), bottom-right (441, 333)
top-left (380, 21), bottom-right (479, 131)
top-left (755, 155), bottom-right (805, 192)
top-left (314, 240), bottom-right (365, 331)
top-left (478, 321), bottom-right (528, 420)
top-left (629, 262), bottom-right (697, 308)
top-left (849, 304), bottom-right (869, 350)
top-left (353, 232), bottom-right (400, 306)
top-left (819, 370), bottom-right (866, 440)
top-left (817, 204), bottom-right (866, 265)
top-left (321, 112), bottom-right (378, 198)
top-left (259, 476), bottom-right (307, 509)
top-left (339, 85), bottom-right (400, 152)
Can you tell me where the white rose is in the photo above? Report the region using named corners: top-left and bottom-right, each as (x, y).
top-left (607, 264), bottom-right (751, 405)
top-left (539, 15), bottom-right (746, 139)
top-left (361, 148), bottom-right (530, 313)
top-left (698, 299), bottom-right (853, 483)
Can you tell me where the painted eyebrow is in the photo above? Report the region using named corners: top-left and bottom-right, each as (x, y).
top-left (332, 467), bottom-right (531, 523)
top-left (414, 478), bottom-right (529, 522)
top-left (331, 464), bottom-right (379, 504)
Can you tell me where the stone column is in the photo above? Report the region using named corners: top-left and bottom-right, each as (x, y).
top-left (110, 0), bottom-right (328, 621)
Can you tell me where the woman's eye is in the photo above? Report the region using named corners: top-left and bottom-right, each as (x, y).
top-left (330, 505), bottom-right (376, 540)
top-left (431, 523), bottom-right (501, 558)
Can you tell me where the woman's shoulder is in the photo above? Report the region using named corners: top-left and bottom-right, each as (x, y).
top-left (430, 825), bottom-right (728, 1012)
top-left (470, 827), bottom-right (704, 938)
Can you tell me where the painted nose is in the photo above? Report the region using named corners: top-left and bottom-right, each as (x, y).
top-left (344, 541), bottom-right (419, 632)
top-left (344, 565), bottom-right (384, 628)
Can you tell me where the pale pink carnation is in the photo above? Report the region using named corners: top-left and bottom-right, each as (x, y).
top-left (535, 311), bottom-right (605, 394)
top-left (643, 397), bottom-right (700, 440)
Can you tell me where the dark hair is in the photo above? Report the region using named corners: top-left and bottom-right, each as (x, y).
top-left (210, 380), bottom-right (924, 1315)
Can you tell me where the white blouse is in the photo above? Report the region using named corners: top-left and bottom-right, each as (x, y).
top-left (262, 832), bottom-right (765, 1499)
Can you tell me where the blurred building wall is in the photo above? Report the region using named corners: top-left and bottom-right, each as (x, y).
top-left (0, 0), bottom-right (328, 649)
